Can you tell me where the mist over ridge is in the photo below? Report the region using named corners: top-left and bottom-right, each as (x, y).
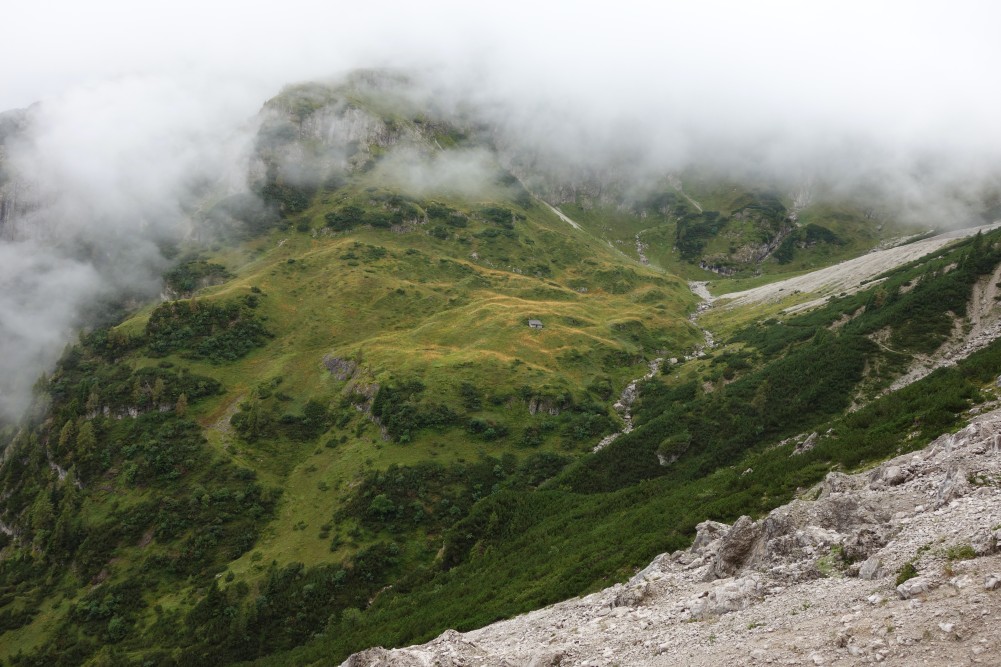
top-left (8, 7), bottom-right (1001, 665)
top-left (1, 1), bottom-right (1000, 419)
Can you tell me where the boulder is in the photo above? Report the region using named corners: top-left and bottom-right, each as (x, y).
top-left (685, 575), bottom-right (765, 618)
top-left (706, 515), bottom-right (762, 580)
top-left (857, 556), bottom-right (882, 580)
top-left (896, 576), bottom-right (937, 600)
top-left (869, 464), bottom-right (910, 488)
top-left (935, 463), bottom-right (970, 507)
top-left (972, 526), bottom-right (998, 556)
top-left (691, 520), bottom-right (730, 554)
top-left (843, 527), bottom-right (889, 563)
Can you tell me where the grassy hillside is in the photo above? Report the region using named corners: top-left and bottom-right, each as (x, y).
top-left (2, 73), bottom-right (999, 666)
top-left (267, 227), bottom-right (1001, 666)
top-left (0, 79), bottom-right (702, 665)
top-left (558, 179), bottom-right (908, 280)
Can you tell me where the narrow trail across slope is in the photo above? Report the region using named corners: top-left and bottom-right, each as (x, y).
top-left (667, 175), bottom-right (703, 213)
top-left (538, 198), bottom-right (643, 262)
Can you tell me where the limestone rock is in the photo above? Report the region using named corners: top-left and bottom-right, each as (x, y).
top-left (843, 526), bottom-right (889, 563)
top-left (897, 576), bottom-right (937, 600)
top-left (706, 515), bottom-right (761, 580)
top-left (869, 463), bottom-right (911, 488)
top-left (858, 556), bottom-right (882, 580)
top-left (340, 405), bottom-right (1001, 667)
top-left (972, 526), bottom-right (998, 556)
top-left (687, 575), bottom-right (764, 618)
top-left (935, 463), bottom-right (970, 507)
top-left (691, 520), bottom-right (729, 553)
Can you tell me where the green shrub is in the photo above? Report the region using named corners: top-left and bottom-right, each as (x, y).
top-left (945, 544), bottom-right (976, 561)
top-left (146, 299), bottom-right (272, 362)
top-left (895, 562), bottom-right (918, 586)
top-left (325, 205), bottom-right (365, 231)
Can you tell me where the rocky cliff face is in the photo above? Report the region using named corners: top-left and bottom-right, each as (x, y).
top-left (249, 72), bottom-right (472, 192)
top-left (343, 406), bottom-right (1001, 666)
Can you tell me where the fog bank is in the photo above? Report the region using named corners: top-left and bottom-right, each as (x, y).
top-left (1, 0), bottom-right (999, 419)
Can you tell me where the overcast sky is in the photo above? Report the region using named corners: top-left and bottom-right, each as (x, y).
top-left (4, 0), bottom-right (1001, 187)
top-left (5, 1), bottom-right (1001, 132)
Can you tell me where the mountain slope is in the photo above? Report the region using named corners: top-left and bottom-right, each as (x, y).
top-left (342, 404), bottom-right (1001, 666)
top-left (2, 72), bottom-right (1001, 667)
top-left (254, 230), bottom-right (1001, 666)
top-left (0, 75), bottom-right (703, 664)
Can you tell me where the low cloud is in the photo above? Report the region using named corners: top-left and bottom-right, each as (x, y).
top-left (0, 75), bottom-right (257, 419)
top-left (0, 243), bottom-right (104, 418)
top-left (1, 0), bottom-right (1000, 419)
top-left (373, 148), bottom-right (501, 198)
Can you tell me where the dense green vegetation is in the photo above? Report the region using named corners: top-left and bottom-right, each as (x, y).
top-left (266, 231), bottom-right (1001, 665)
top-left (3, 73), bottom-right (1001, 667)
top-left (164, 259), bottom-right (233, 297)
top-left (0, 335), bottom-right (281, 663)
top-left (146, 296), bottom-right (272, 362)
top-left (0, 82), bottom-right (701, 664)
top-left (773, 223), bottom-right (845, 263)
top-left (675, 210), bottom-right (727, 260)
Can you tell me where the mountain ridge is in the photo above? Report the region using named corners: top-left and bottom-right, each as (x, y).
top-left (2, 72), bottom-right (1001, 666)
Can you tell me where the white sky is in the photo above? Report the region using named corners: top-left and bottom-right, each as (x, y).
top-left (5, 1), bottom-right (1001, 128)
top-left (4, 0), bottom-right (1001, 187)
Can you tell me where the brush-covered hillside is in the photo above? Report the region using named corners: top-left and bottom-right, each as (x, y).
top-left (0, 73), bottom-right (701, 665)
top-left (2, 71), bottom-right (1001, 666)
top-left (553, 180), bottom-right (889, 278)
top-left (501, 159), bottom-right (936, 281)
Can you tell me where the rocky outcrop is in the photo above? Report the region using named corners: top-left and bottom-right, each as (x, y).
top-left (342, 405), bottom-right (1001, 666)
top-left (528, 396), bottom-right (566, 417)
top-left (250, 72), bottom-right (472, 191)
top-left (323, 355), bottom-right (359, 381)
top-left (593, 358), bottom-right (664, 452)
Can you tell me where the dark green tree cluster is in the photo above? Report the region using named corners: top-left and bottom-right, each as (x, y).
top-left (675, 210), bottom-right (727, 260)
top-left (0, 329), bottom-right (280, 664)
top-left (477, 206), bottom-right (523, 228)
top-left (773, 224), bottom-right (844, 264)
top-left (372, 380), bottom-right (460, 443)
top-left (164, 259), bottom-right (232, 296)
top-left (260, 181), bottom-right (315, 217)
top-left (231, 397), bottom-right (333, 442)
top-left (145, 297), bottom-right (272, 362)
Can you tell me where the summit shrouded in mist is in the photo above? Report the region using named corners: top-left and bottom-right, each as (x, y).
top-left (1, 2), bottom-right (1000, 419)
top-left (4, 3), bottom-right (1001, 666)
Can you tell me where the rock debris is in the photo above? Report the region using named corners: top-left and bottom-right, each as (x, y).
top-left (343, 406), bottom-right (1001, 666)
